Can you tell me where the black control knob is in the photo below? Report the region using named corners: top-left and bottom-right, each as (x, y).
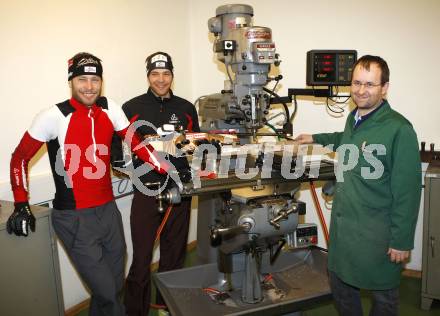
top-left (210, 228), bottom-right (222, 247)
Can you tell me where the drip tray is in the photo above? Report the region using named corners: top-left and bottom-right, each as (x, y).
top-left (153, 247), bottom-right (331, 316)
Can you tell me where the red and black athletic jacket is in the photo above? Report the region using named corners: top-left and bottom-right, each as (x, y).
top-left (10, 96), bottom-right (170, 210)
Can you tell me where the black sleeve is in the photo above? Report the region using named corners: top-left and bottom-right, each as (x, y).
top-left (191, 104), bottom-right (200, 132)
top-left (122, 103), bottom-right (131, 120)
top-left (111, 132), bottom-right (124, 168)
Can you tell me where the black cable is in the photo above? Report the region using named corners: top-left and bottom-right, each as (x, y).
top-left (326, 97), bottom-right (345, 114)
top-left (329, 96), bottom-right (351, 104)
top-left (265, 122), bottom-right (278, 133)
top-left (270, 239), bottom-right (286, 265)
top-left (265, 122), bottom-right (284, 140)
top-left (117, 178), bottom-right (129, 194)
top-left (271, 80), bottom-right (279, 96)
top-left (291, 94), bottom-right (298, 121)
top-left (263, 87), bottom-right (290, 122)
top-left (329, 86), bottom-right (351, 103)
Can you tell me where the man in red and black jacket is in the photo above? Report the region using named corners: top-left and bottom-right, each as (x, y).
top-left (8, 52), bottom-right (173, 316)
top-left (121, 52), bottom-right (200, 316)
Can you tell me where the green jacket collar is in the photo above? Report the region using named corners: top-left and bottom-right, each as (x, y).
top-left (349, 100), bottom-right (391, 128)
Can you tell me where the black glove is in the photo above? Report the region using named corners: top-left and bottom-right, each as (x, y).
top-left (178, 169), bottom-right (192, 183)
top-left (6, 202), bottom-right (36, 237)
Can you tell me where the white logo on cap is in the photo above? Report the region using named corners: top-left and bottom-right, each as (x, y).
top-left (155, 61), bottom-right (166, 68)
top-left (77, 57), bottom-right (99, 66)
top-left (151, 54), bottom-right (168, 63)
top-left (84, 66), bottom-right (97, 73)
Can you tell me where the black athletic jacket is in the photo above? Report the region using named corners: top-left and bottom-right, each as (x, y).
top-left (113, 88), bottom-right (200, 186)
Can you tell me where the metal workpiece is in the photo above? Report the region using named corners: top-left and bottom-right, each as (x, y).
top-left (157, 160), bottom-right (334, 206)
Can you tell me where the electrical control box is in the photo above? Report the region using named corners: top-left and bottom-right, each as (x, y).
top-left (307, 50), bottom-right (357, 86)
top-left (293, 223), bottom-right (318, 248)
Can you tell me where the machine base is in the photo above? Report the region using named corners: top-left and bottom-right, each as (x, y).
top-left (153, 247), bottom-right (331, 316)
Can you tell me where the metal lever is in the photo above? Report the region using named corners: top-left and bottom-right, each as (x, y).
top-left (210, 223), bottom-right (252, 247)
top-left (269, 205), bottom-right (298, 229)
top-left (152, 183), bottom-right (181, 213)
top-left (431, 236), bottom-right (435, 258)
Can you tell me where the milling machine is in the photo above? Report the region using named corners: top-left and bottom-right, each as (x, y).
top-left (152, 4), bottom-right (344, 316)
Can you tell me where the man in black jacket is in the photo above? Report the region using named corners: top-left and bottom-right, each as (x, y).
top-left (122, 52), bottom-right (200, 316)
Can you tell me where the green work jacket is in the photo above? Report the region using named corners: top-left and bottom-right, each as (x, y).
top-left (313, 101), bottom-right (421, 289)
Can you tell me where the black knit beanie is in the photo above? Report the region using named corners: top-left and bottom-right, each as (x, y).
top-left (145, 52), bottom-right (173, 76)
top-left (68, 52), bottom-right (103, 81)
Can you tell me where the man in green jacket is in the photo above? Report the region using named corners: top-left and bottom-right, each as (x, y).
top-left (295, 55), bottom-right (421, 315)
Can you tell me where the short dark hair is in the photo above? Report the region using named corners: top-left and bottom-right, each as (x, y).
top-left (353, 55), bottom-right (389, 85)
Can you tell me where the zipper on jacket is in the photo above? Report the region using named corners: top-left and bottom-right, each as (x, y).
top-left (88, 108), bottom-right (97, 163)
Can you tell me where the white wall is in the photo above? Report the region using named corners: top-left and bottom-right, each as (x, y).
top-left (0, 0), bottom-right (192, 185)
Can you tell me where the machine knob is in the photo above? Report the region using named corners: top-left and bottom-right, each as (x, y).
top-left (221, 89), bottom-right (233, 94)
top-left (274, 54), bottom-right (281, 67)
top-left (210, 228), bottom-right (223, 247)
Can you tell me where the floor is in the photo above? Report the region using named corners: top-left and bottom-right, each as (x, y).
top-left (74, 250), bottom-right (440, 316)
